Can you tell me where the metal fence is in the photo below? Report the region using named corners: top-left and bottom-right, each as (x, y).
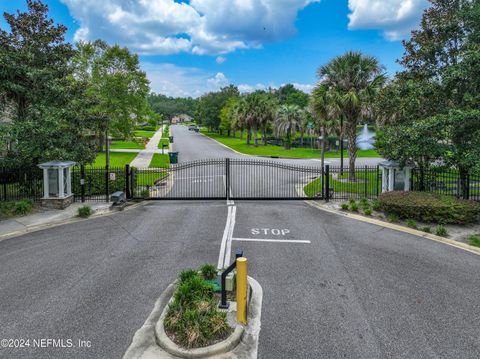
top-left (325, 165), bottom-right (381, 201)
top-left (2, 161), bottom-right (479, 204)
top-left (0, 166), bottom-right (43, 202)
top-left (71, 166), bottom-right (128, 202)
top-left (411, 168), bottom-right (480, 201)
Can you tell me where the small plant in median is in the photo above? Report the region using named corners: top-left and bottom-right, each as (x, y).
top-left (200, 264), bottom-right (218, 280)
top-left (341, 203), bottom-right (349, 210)
top-left (364, 208), bottom-right (372, 216)
top-left (387, 213), bottom-right (399, 222)
top-left (164, 270), bottom-right (231, 348)
top-left (78, 205), bottom-right (93, 218)
top-left (421, 226), bottom-right (431, 233)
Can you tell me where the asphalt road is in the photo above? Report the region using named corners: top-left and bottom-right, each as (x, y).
top-left (1, 124), bottom-right (479, 358)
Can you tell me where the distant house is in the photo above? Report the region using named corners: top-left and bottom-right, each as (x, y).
top-left (171, 114), bottom-right (192, 124)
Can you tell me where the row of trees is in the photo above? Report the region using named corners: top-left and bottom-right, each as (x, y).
top-left (376, 0), bottom-right (480, 197)
top-left (0, 1), bottom-right (151, 166)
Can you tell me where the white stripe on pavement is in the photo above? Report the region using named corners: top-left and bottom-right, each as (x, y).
top-left (232, 238), bottom-right (311, 244)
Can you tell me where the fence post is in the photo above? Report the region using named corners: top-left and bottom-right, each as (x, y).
top-left (125, 164), bottom-right (130, 199)
top-left (364, 165), bottom-right (368, 198)
top-left (105, 166), bottom-right (110, 203)
top-left (2, 165), bottom-right (6, 201)
top-left (325, 165), bottom-right (330, 202)
top-left (376, 165), bottom-right (380, 197)
top-left (225, 158), bottom-right (230, 200)
top-left (80, 165), bottom-right (86, 203)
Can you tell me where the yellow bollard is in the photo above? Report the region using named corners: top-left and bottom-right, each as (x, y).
top-left (236, 257), bottom-right (248, 325)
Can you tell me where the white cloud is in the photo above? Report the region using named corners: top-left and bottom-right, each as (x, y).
top-left (207, 72), bottom-right (229, 88)
top-left (61, 0), bottom-right (320, 55)
top-left (348, 0), bottom-right (429, 40)
top-left (216, 56), bottom-right (227, 64)
top-left (142, 63), bottom-right (313, 98)
top-left (143, 64), bottom-right (232, 97)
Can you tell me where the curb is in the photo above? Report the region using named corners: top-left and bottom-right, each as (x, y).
top-left (0, 201), bottom-right (148, 242)
top-left (305, 200), bottom-right (480, 256)
top-left (123, 276), bottom-right (262, 359)
top-left (156, 298), bottom-right (244, 358)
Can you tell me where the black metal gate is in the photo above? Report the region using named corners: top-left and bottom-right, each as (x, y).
top-left (130, 158), bottom-right (324, 200)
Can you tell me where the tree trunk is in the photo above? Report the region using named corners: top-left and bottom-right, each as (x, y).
top-left (246, 128), bottom-right (251, 145)
top-left (253, 125), bottom-right (258, 147)
top-left (240, 130), bottom-right (243, 139)
top-left (346, 123), bottom-right (357, 181)
top-left (263, 127), bottom-right (267, 146)
top-left (285, 129), bottom-right (291, 150)
top-left (320, 125), bottom-right (326, 170)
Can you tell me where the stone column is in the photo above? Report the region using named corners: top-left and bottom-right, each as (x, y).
top-left (58, 168), bottom-right (64, 199)
top-left (43, 169), bottom-right (49, 198)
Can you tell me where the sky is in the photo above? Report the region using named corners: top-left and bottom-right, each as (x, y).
top-left (0, 0), bottom-right (430, 98)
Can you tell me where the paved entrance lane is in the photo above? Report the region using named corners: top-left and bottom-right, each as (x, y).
top-left (171, 124), bottom-right (384, 167)
top-left (231, 201), bottom-right (480, 359)
top-left (0, 201), bottom-right (226, 359)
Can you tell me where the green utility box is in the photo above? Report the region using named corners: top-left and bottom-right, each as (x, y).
top-left (168, 151), bottom-right (179, 164)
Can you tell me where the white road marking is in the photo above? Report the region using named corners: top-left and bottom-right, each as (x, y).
top-left (224, 206), bottom-right (236, 267)
top-left (217, 205), bottom-right (232, 270)
top-left (251, 228), bottom-right (290, 236)
top-left (232, 238), bottom-right (311, 244)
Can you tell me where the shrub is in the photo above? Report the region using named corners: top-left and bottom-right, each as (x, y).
top-left (371, 200), bottom-right (381, 211)
top-left (467, 234), bottom-right (480, 248)
top-left (349, 202), bottom-right (359, 212)
top-left (405, 219), bottom-right (417, 229)
top-left (359, 198), bottom-right (369, 207)
top-left (140, 189), bottom-right (150, 199)
top-left (421, 226), bottom-right (431, 233)
top-left (349, 198), bottom-right (356, 204)
top-left (179, 269), bottom-right (198, 284)
top-left (364, 208), bottom-right (372, 216)
top-left (78, 205), bottom-right (93, 218)
top-left (387, 213), bottom-right (399, 222)
top-left (200, 264), bottom-right (217, 280)
top-left (165, 271), bottom-right (231, 348)
top-left (14, 199), bottom-right (33, 215)
top-left (341, 203), bottom-right (349, 210)
top-left (435, 225), bottom-right (448, 237)
top-left (379, 192), bottom-right (480, 224)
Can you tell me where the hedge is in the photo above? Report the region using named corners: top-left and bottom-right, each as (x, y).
top-left (379, 191), bottom-right (480, 224)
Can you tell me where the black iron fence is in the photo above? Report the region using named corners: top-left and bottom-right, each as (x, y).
top-left (325, 165), bottom-right (381, 201)
top-left (2, 161), bottom-right (479, 203)
top-left (71, 165), bottom-right (128, 202)
top-left (411, 168), bottom-right (480, 201)
top-left (0, 165), bottom-right (43, 202)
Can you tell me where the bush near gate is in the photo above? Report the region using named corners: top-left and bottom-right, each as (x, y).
top-left (0, 200), bottom-right (33, 218)
top-left (379, 191), bottom-right (480, 224)
top-left (164, 268), bottom-right (231, 349)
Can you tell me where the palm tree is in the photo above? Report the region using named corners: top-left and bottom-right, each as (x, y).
top-left (318, 51), bottom-right (386, 180)
top-left (274, 105), bottom-right (302, 149)
top-left (310, 84), bottom-right (333, 171)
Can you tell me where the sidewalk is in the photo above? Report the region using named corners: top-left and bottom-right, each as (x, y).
top-left (0, 202), bottom-right (112, 240)
top-left (130, 126), bottom-right (169, 168)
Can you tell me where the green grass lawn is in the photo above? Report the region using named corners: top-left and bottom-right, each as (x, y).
top-left (303, 170), bottom-right (381, 198)
top-left (110, 140), bottom-right (145, 150)
top-left (90, 152), bottom-right (137, 168)
top-left (134, 130), bottom-right (156, 139)
top-left (158, 138), bottom-right (170, 149)
top-left (149, 154), bottom-right (170, 168)
top-left (201, 130), bottom-right (380, 159)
